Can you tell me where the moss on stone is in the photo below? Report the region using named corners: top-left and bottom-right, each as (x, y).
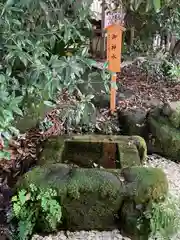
top-left (131, 136), bottom-right (147, 164)
top-left (17, 164), bottom-right (123, 230)
top-left (38, 137), bottom-right (65, 165)
top-left (162, 101), bottom-right (180, 129)
top-left (117, 143), bottom-right (141, 168)
top-left (62, 140), bottom-right (103, 168)
top-left (148, 114), bottom-right (180, 161)
top-left (16, 164), bottom-right (168, 232)
top-left (39, 135), bottom-right (147, 168)
top-left (118, 108), bottom-right (147, 137)
top-left (120, 201), bottom-right (150, 239)
top-left (121, 166), bottom-right (168, 204)
top-left (169, 112), bottom-right (180, 128)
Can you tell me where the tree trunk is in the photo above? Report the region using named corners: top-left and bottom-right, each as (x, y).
top-left (170, 34), bottom-right (177, 53)
top-left (130, 26), bottom-right (135, 46)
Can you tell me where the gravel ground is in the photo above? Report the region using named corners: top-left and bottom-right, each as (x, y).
top-left (32, 230), bottom-right (131, 240)
top-left (146, 154), bottom-right (180, 197)
top-left (32, 154), bottom-right (180, 240)
top-left (146, 155), bottom-right (180, 240)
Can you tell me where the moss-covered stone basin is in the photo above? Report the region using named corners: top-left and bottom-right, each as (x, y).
top-left (16, 164), bottom-right (168, 237)
top-left (38, 134), bottom-right (147, 168)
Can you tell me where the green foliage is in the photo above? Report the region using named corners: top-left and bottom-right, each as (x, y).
top-left (129, 0), bottom-right (162, 12)
top-left (136, 51), bottom-right (180, 82)
top-left (157, 1), bottom-right (180, 38)
top-left (39, 117), bottom-right (54, 132)
top-left (167, 60), bottom-right (180, 82)
top-left (0, 72), bottom-right (23, 158)
top-left (122, 39), bottom-right (152, 59)
top-left (142, 195), bottom-right (180, 239)
top-left (107, 0), bottom-right (171, 12)
top-left (0, 0), bottom-right (109, 159)
top-left (11, 184), bottom-right (62, 240)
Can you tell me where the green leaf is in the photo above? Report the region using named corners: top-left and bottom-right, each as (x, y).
top-left (4, 0), bottom-right (14, 8)
top-left (153, 0), bottom-right (161, 11)
top-left (0, 74), bottom-right (5, 83)
top-left (8, 126), bottom-right (19, 136)
top-left (18, 220), bottom-right (34, 240)
top-left (12, 107), bottom-right (23, 116)
top-left (44, 101), bottom-right (56, 108)
top-left (6, 66), bottom-right (12, 76)
top-left (2, 131), bottom-right (11, 140)
top-left (81, 47), bottom-right (88, 56)
top-left (2, 110), bottom-right (14, 121)
top-left (14, 96), bottom-right (23, 104)
top-left (18, 189), bottom-right (27, 205)
top-left (134, 0), bottom-right (144, 11)
top-left (19, 54), bottom-right (28, 67)
top-left (103, 62), bottom-right (108, 69)
top-left (146, 0), bottom-right (153, 11)
top-left (85, 94), bottom-right (94, 101)
top-left (0, 150), bottom-right (11, 160)
top-left (12, 196), bottom-right (18, 202)
top-left (50, 35), bottom-right (56, 50)
top-left (111, 81), bottom-right (117, 89)
top-left (13, 202), bottom-right (21, 217)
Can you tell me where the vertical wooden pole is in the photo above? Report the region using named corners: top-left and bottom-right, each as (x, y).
top-left (106, 23), bottom-right (125, 114)
top-left (110, 73), bottom-right (117, 113)
top-left (100, 0), bottom-right (106, 59)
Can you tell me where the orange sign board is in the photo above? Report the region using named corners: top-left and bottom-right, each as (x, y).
top-left (106, 24), bottom-right (125, 73)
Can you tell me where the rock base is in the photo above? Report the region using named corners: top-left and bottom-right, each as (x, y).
top-left (17, 164), bottom-right (168, 238)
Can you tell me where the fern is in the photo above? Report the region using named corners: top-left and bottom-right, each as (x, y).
top-left (141, 194), bottom-right (180, 239)
top-left (11, 184), bottom-right (62, 240)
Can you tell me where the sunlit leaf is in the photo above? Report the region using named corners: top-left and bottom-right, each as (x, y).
top-left (153, 0), bottom-right (161, 11)
top-left (44, 101), bottom-right (56, 108)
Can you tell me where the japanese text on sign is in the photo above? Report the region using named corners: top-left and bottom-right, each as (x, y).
top-left (105, 12), bottom-right (125, 28)
top-left (106, 25), bottom-right (123, 73)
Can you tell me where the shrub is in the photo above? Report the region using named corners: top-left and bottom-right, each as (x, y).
top-left (11, 184), bottom-right (62, 240)
top-left (0, 0), bottom-right (110, 159)
top-left (140, 195), bottom-right (180, 239)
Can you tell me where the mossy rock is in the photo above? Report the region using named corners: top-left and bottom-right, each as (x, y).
top-left (118, 108), bottom-right (147, 137)
top-left (38, 136), bottom-right (65, 166)
top-left (120, 201), bottom-right (150, 239)
top-left (39, 135), bottom-right (147, 168)
top-left (148, 109), bottom-right (180, 161)
top-left (121, 166), bottom-right (168, 204)
top-left (16, 164), bottom-right (168, 233)
top-left (130, 136), bottom-right (147, 164)
top-left (17, 164), bottom-right (123, 231)
top-left (162, 101), bottom-right (180, 129)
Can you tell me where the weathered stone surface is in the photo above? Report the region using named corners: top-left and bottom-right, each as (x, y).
top-left (162, 101), bottom-right (180, 128)
top-left (39, 136), bottom-right (65, 166)
top-left (120, 201), bottom-right (150, 239)
top-left (118, 108), bottom-right (147, 137)
top-left (119, 102), bottom-right (180, 162)
top-left (39, 135), bottom-right (147, 168)
top-left (148, 105), bottom-right (180, 161)
top-left (16, 164), bottom-right (168, 233)
top-left (142, 98), bottom-right (162, 109)
top-left (118, 88), bottom-right (134, 101)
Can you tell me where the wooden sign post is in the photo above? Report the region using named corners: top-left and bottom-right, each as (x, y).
top-left (106, 24), bottom-right (125, 113)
